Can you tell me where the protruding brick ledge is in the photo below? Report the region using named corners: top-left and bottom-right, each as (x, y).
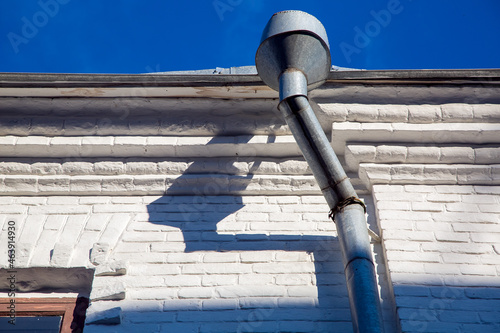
top-left (359, 163), bottom-right (500, 189)
top-left (0, 158), bottom-right (312, 176)
top-left (331, 123), bottom-right (500, 154)
top-left (0, 174), bottom-right (365, 196)
top-left (0, 135), bottom-right (301, 158)
top-left (345, 144), bottom-right (500, 171)
top-left (318, 103), bottom-right (500, 123)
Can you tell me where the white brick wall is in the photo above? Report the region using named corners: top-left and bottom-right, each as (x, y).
top-left (373, 185), bottom-right (500, 332)
top-left (0, 195), bottom-right (396, 332)
top-left (2, 72), bottom-right (499, 332)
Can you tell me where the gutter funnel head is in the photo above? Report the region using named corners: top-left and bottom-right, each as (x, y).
top-left (255, 10), bottom-right (331, 92)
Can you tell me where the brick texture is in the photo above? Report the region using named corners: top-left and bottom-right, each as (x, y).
top-left (374, 185), bottom-right (500, 332)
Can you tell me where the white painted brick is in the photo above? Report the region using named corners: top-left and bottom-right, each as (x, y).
top-left (434, 231), bottom-right (469, 243)
top-left (386, 251), bottom-right (440, 263)
top-left (70, 177), bottom-right (102, 193)
top-left (345, 145), bottom-right (376, 169)
top-left (470, 232), bottom-right (500, 243)
top-left (164, 275), bottom-right (201, 287)
top-left (383, 240), bottom-right (421, 251)
top-left (235, 212), bottom-right (267, 222)
top-left (44, 215), bottom-right (66, 230)
top-left (77, 238), bottom-right (107, 269)
top-left (459, 264), bottom-right (497, 276)
top-left (378, 210), bottom-right (432, 221)
top-left (266, 196), bottom-right (300, 204)
top-left (167, 253), bottom-right (202, 263)
top-left (150, 242), bottom-right (186, 253)
top-left (268, 212), bottom-right (301, 222)
top-left (445, 203), bottom-right (479, 212)
top-left (30, 229), bottom-right (58, 266)
top-left (181, 263), bottom-right (252, 275)
top-left (240, 252), bottom-right (273, 263)
top-left (426, 193), bottom-right (461, 202)
top-left (461, 194), bottom-right (498, 204)
top-left (302, 213), bottom-right (330, 222)
top-left (95, 259), bottom-right (128, 276)
top-left (435, 185), bottom-right (475, 194)
top-left (114, 252), bottom-right (167, 264)
top-left (346, 104), bottom-right (379, 121)
top-left (217, 285), bottom-right (286, 298)
top-left (98, 213), bottom-right (131, 245)
top-left (301, 196), bottom-right (328, 204)
top-left (50, 243), bottom-right (73, 267)
top-left (287, 286), bottom-right (318, 297)
top-left (441, 103), bottom-right (473, 120)
top-left (238, 204), bottom-right (280, 213)
top-left (110, 196), bottom-right (143, 204)
top-left (252, 262), bottom-right (315, 274)
top-left (375, 145), bottom-right (407, 163)
top-left (90, 280), bottom-right (126, 301)
top-left (414, 221), bottom-right (451, 232)
top-left (93, 204), bottom-right (147, 213)
top-left (85, 214), bottom-right (110, 231)
top-left (404, 185), bottom-right (436, 193)
top-left (202, 275), bottom-right (238, 287)
top-left (31, 162), bottom-right (62, 175)
top-left (379, 219), bottom-right (413, 230)
top-left (478, 204), bottom-right (500, 213)
top-left (178, 287), bottom-right (214, 299)
top-left (407, 146), bottom-right (440, 163)
top-left (128, 288), bottom-right (176, 300)
top-left (128, 263), bottom-right (179, 276)
top-left (408, 104), bottom-right (442, 123)
top-left (0, 204), bottom-right (27, 214)
top-left (433, 211), bottom-right (498, 223)
top-left (122, 231), bottom-right (165, 242)
top-left (276, 274), bottom-right (312, 286)
top-left (421, 242), bottom-right (493, 254)
top-left (38, 176), bottom-right (70, 193)
top-left (280, 204), bottom-right (327, 213)
top-left (15, 136), bottom-right (50, 156)
top-left (373, 191), bottom-right (426, 202)
top-left (377, 104), bottom-right (409, 122)
top-left (238, 274), bottom-right (274, 285)
top-left (474, 186), bottom-right (500, 194)
top-left (475, 147), bottom-right (500, 164)
top-left (412, 202), bottom-right (443, 212)
top-left (457, 165), bottom-right (493, 184)
top-left (101, 176), bottom-right (134, 193)
top-left (441, 253), bottom-right (481, 264)
top-left (3, 176), bottom-right (37, 194)
top-left (375, 201), bottom-right (411, 211)
top-left (424, 263), bottom-right (461, 275)
top-left (452, 223), bottom-right (500, 233)
top-left (202, 252), bottom-right (239, 263)
top-left (275, 252), bottom-right (311, 262)
top-left (62, 161), bottom-right (94, 175)
top-left (249, 222), bottom-right (310, 232)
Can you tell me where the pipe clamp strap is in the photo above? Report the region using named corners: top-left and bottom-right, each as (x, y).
top-left (328, 196), bottom-right (366, 221)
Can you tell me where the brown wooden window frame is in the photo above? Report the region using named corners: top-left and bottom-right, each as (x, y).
top-left (0, 297), bottom-right (88, 333)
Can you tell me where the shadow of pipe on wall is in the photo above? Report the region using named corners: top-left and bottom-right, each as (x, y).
top-left (145, 135), bottom-right (356, 332)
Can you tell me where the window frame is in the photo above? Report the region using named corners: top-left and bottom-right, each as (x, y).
top-left (0, 297), bottom-right (88, 333)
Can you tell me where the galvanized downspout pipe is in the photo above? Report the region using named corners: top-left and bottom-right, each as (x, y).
top-left (255, 11), bottom-right (384, 333)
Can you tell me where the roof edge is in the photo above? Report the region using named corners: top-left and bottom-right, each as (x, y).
top-left (0, 69), bottom-right (499, 88)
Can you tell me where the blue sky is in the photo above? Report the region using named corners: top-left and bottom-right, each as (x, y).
top-left (1, 0), bottom-right (499, 73)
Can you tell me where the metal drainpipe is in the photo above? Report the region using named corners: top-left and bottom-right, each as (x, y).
top-left (255, 11), bottom-right (384, 333)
